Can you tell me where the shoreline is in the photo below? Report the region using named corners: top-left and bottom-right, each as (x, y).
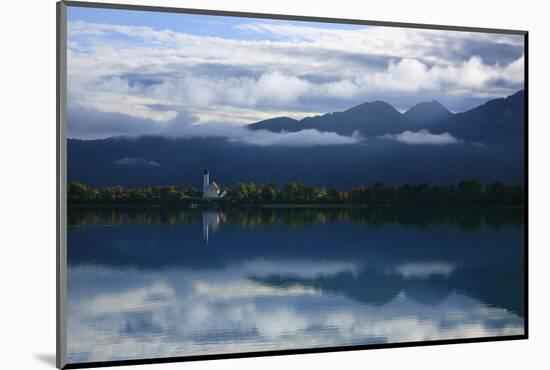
top-left (261, 203), bottom-right (369, 209)
top-left (67, 203), bottom-right (525, 209)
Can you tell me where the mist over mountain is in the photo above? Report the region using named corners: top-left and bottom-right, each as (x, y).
top-left (68, 91), bottom-right (525, 189)
top-left (249, 100), bottom-right (408, 137)
top-left (248, 92), bottom-right (523, 144)
top-left (248, 117), bottom-right (301, 133)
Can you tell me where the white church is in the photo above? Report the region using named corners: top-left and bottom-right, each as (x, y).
top-left (202, 170), bottom-right (227, 199)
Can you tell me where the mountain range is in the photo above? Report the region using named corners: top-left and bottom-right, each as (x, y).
top-left (248, 90), bottom-right (524, 144)
top-left (249, 99), bottom-right (448, 136)
top-left (67, 90), bottom-right (525, 188)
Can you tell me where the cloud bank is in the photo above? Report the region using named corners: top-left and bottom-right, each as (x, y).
top-left (114, 158), bottom-right (161, 167)
top-left (380, 129), bottom-right (460, 145)
top-left (181, 122), bottom-right (363, 147)
top-left (68, 106), bottom-right (362, 147)
top-left (389, 262), bottom-right (457, 279)
top-left (234, 129), bottom-right (362, 147)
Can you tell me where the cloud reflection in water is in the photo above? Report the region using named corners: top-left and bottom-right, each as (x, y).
top-left (67, 258), bottom-right (523, 363)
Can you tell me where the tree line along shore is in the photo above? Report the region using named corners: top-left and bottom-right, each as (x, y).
top-left (67, 180), bottom-right (524, 207)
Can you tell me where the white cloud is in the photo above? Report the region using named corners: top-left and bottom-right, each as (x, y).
top-left (233, 259), bottom-right (359, 278)
top-left (380, 129), bottom-right (460, 145)
top-left (389, 262), bottom-right (457, 279)
top-left (362, 58), bottom-right (438, 92)
top-left (233, 129), bottom-right (363, 147)
top-left (255, 72), bottom-right (312, 103)
top-left (502, 55), bottom-right (525, 84)
top-left (193, 280), bottom-right (319, 300)
top-left (236, 22), bottom-right (523, 66)
top-left (180, 123), bottom-right (363, 147)
top-left (155, 72), bottom-right (312, 108)
top-left (351, 55), bottom-right (524, 97)
top-left (86, 282), bottom-right (174, 314)
top-left (114, 158), bottom-right (161, 167)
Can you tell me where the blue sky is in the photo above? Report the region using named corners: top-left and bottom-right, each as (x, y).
top-left (66, 6), bottom-right (524, 140)
top-left (68, 6), bottom-right (362, 40)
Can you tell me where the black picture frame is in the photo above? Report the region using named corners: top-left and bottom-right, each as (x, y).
top-left (56, 1), bottom-right (529, 368)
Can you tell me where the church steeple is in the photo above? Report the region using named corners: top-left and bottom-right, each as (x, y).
top-left (203, 170), bottom-right (209, 198)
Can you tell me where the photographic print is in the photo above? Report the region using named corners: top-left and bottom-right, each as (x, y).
top-left (59, 2), bottom-right (527, 368)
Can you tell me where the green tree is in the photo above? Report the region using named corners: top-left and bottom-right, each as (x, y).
top-left (458, 180), bottom-right (482, 204)
top-left (261, 183), bottom-right (278, 202)
top-left (68, 182), bottom-right (91, 202)
top-left (231, 183), bottom-right (249, 201)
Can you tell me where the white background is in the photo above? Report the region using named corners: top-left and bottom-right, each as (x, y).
top-left (1, 0), bottom-right (548, 369)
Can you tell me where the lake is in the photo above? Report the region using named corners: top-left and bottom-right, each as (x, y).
top-left (66, 206), bottom-right (525, 364)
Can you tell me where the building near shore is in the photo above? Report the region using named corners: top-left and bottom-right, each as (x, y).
top-left (202, 170), bottom-right (227, 199)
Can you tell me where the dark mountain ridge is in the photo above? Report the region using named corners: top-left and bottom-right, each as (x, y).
top-left (431, 89), bottom-right (524, 144)
top-left (404, 100), bottom-right (453, 123)
top-left (250, 99), bottom-right (408, 136)
top-left (67, 91), bottom-right (525, 188)
top-left (248, 91), bottom-right (524, 144)
top-left (249, 116), bottom-right (301, 132)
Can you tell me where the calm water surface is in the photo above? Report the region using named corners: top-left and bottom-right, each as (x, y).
top-left (67, 207), bottom-right (525, 364)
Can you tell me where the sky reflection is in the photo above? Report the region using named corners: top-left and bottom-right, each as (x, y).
top-left (67, 257), bottom-right (523, 363)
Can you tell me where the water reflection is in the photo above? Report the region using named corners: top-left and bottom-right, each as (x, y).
top-left (67, 206), bottom-right (525, 364)
top-left (68, 206), bottom-right (524, 230)
top-left (202, 211), bottom-right (225, 244)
